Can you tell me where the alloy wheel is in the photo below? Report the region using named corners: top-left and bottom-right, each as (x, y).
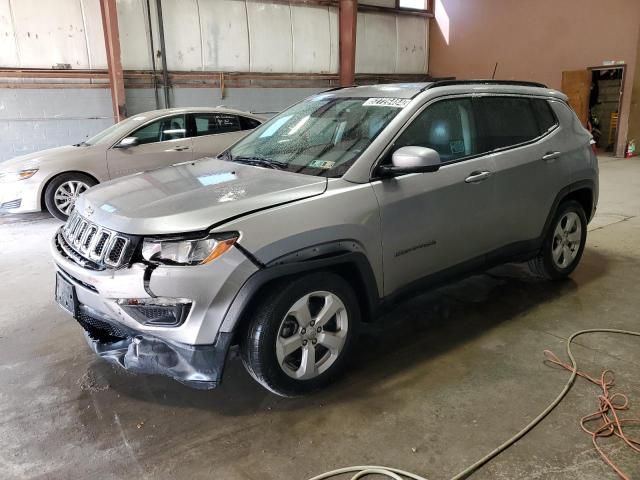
top-left (551, 211), bottom-right (582, 269)
top-left (276, 291), bottom-right (349, 380)
top-left (54, 180), bottom-right (89, 215)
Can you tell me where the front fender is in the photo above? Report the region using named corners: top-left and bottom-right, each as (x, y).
top-left (219, 248), bottom-right (380, 333)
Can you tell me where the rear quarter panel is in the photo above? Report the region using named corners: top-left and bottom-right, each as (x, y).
top-left (551, 100), bottom-right (598, 212)
top-left (192, 131), bottom-right (249, 158)
top-left (551, 100), bottom-right (595, 181)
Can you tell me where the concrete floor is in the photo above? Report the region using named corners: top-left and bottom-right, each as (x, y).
top-left (1, 157), bottom-right (639, 480)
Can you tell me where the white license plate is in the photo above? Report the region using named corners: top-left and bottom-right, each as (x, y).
top-left (55, 273), bottom-right (77, 316)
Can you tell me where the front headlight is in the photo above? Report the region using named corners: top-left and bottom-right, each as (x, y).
top-left (0, 168), bottom-right (39, 183)
top-left (141, 232), bottom-right (240, 265)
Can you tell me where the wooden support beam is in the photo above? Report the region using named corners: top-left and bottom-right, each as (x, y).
top-left (339, 0), bottom-right (357, 86)
top-left (100, 0), bottom-right (127, 121)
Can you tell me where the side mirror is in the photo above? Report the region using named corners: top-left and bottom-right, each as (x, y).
top-left (378, 146), bottom-right (441, 177)
top-left (115, 137), bottom-right (139, 148)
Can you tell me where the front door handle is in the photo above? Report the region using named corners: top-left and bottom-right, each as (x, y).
top-left (542, 151), bottom-right (561, 162)
top-left (465, 170), bottom-right (492, 183)
top-left (171, 146), bottom-right (190, 152)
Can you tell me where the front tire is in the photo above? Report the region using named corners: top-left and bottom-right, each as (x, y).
top-left (529, 200), bottom-right (587, 280)
top-left (44, 173), bottom-right (96, 221)
top-left (240, 272), bottom-right (359, 397)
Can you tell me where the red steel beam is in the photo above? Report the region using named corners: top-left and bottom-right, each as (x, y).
top-left (339, 0), bottom-right (357, 86)
top-left (100, 0), bottom-right (127, 121)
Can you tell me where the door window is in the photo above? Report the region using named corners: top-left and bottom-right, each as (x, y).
top-left (476, 97), bottom-right (540, 151)
top-left (193, 113), bottom-right (241, 136)
top-left (130, 114), bottom-right (186, 145)
top-left (393, 97), bottom-right (478, 163)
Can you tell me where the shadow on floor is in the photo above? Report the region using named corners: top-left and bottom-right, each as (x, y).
top-left (81, 248), bottom-right (611, 415)
top-left (0, 211), bottom-right (55, 226)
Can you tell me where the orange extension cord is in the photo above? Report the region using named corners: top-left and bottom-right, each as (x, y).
top-left (544, 349), bottom-right (640, 479)
top-left (309, 329), bottom-right (640, 480)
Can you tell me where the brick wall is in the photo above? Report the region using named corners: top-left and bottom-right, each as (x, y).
top-left (0, 87), bottom-right (321, 163)
top-left (0, 89), bottom-right (114, 162)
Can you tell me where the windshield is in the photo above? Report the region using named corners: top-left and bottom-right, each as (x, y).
top-left (226, 95), bottom-right (405, 177)
top-left (81, 115), bottom-right (153, 146)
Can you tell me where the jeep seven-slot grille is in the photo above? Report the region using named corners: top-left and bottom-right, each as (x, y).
top-left (59, 210), bottom-right (136, 269)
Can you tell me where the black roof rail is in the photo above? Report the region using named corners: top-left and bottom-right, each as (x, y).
top-left (320, 85), bottom-right (357, 93)
top-left (422, 79), bottom-right (548, 91)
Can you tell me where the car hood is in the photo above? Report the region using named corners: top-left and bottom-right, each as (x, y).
top-left (0, 145), bottom-right (99, 172)
top-left (75, 158), bottom-right (327, 235)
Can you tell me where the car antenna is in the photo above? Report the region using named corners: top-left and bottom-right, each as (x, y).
top-left (491, 62), bottom-right (498, 79)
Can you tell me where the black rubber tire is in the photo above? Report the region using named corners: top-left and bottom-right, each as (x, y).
top-left (529, 200), bottom-right (587, 280)
top-left (240, 272), bottom-right (360, 397)
top-left (44, 172), bottom-right (97, 221)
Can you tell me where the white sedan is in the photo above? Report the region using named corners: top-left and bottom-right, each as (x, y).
top-left (0, 107), bottom-right (264, 220)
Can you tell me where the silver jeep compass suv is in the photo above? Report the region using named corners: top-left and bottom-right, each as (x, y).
top-left (52, 80), bottom-right (598, 396)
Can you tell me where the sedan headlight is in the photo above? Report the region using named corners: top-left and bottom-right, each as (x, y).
top-left (0, 168), bottom-right (39, 183)
top-left (141, 232), bottom-right (240, 265)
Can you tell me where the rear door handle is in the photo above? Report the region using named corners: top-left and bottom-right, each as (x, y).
top-left (171, 146), bottom-right (190, 152)
top-left (465, 171), bottom-right (492, 183)
top-left (542, 151), bottom-right (561, 162)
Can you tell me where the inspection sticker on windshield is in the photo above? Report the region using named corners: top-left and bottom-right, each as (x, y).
top-left (308, 160), bottom-right (335, 169)
top-left (363, 98), bottom-right (411, 108)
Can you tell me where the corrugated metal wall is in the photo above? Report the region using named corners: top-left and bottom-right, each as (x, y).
top-left (0, 0), bottom-right (430, 162)
top-left (0, 0), bottom-right (428, 74)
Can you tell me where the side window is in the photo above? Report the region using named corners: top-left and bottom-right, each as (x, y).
top-left (239, 116), bottom-right (261, 130)
top-left (531, 98), bottom-right (558, 134)
top-left (193, 113), bottom-right (241, 136)
top-left (393, 98), bottom-right (478, 163)
top-left (476, 97), bottom-right (540, 151)
top-left (131, 115), bottom-right (186, 145)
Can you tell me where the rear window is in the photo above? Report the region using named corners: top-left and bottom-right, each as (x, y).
top-left (476, 97), bottom-right (540, 151)
top-left (193, 113), bottom-right (241, 136)
top-left (239, 116), bottom-right (261, 130)
top-left (531, 98), bottom-right (558, 134)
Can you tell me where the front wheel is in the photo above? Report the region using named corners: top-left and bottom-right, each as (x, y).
top-left (240, 272), bottom-right (359, 397)
top-left (44, 173), bottom-right (97, 221)
top-left (529, 200), bottom-right (587, 279)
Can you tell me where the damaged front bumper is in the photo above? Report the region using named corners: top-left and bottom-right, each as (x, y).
top-left (51, 224), bottom-right (258, 389)
top-left (78, 305), bottom-right (233, 389)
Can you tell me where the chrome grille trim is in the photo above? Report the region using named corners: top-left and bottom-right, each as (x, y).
top-left (60, 211), bottom-right (135, 269)
top-left (104, 236), bottom-right (129, 267)
top-left (82, 226), bottom-right (97, 251)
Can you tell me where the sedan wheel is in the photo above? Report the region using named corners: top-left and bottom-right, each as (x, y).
top-left (54, 180), bottom-right (90, 216)
top-left (44, 173), bottom-right (97, 221)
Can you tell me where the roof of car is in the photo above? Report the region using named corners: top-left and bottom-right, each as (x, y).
top-left (137, 106), bottom-right (265, 120)
top-left (327, 83), bottom-right (431, 99)
top-left (326, 80), bottom-right (567, 102)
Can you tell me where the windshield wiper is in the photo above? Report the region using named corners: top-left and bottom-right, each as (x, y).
top-left (233, 156), bottom-right (288, 170)
top-left (73, 142), bottom-right (88, 147)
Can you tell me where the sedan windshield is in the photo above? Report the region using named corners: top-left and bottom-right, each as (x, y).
top-left (226, 95), bottom-right (405, 177)
top-left (81, 115), bottom-right (152, 146)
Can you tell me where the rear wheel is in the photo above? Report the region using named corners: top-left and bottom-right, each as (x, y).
top-left (44, 173), bottom-right (96, 221)
top-left (240, 272), bottom-right (359, 397)
top-left (529, 200), bottom-right (587, 279)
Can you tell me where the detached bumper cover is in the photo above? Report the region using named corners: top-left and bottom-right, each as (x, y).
top-left (79, 307), bottom-right (233, 389)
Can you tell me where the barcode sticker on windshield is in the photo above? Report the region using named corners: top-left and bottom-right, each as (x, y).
top-left (309, 160), bottom-right (335, 169)
top-left (363, 98), bottom-right (411, 108)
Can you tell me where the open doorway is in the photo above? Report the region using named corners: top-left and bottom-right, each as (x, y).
top-left (589, 66), bottom-right (625, 156)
